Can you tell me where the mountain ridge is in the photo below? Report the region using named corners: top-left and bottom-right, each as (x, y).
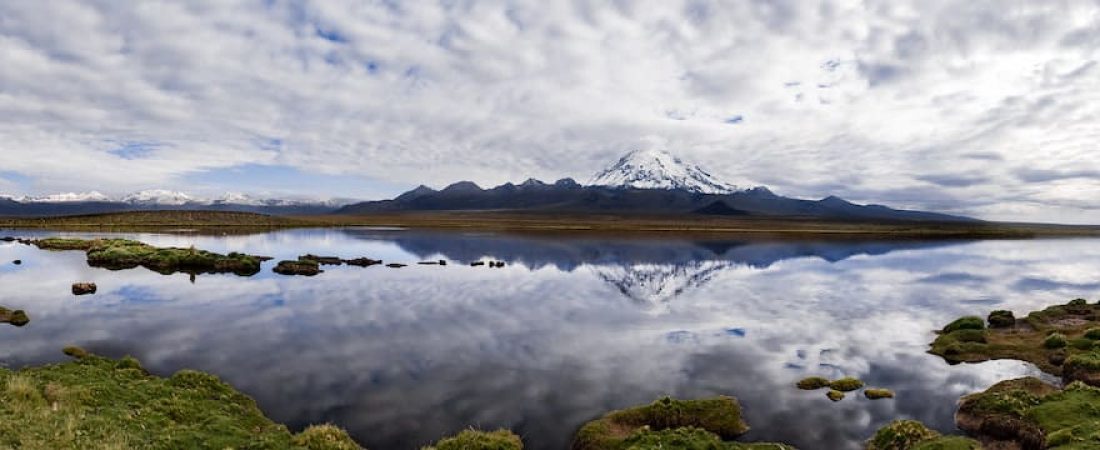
top-left (338, 150), bottom-right (975, 222)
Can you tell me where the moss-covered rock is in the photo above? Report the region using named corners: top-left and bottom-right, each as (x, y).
top-left (864, 389), bottom-right (895, 400)
top-left (570, 396), bottom-right (751, 450)
top-left (274, 259), bottom-right (322, 276)
top-left (0, 306), bottom-right (29, 327)
top-left (299, 254), bottom-right (343, 266)
top-left (953, 376), bottom-right (1100, 449)
top-left (866, 420), bottom-right (942, 450)
top-left (796, 377), bottom-right (830, 390)
top-left (423, 429), bottom-right (522, 450)
top-left (909, 436), bottom-right (981, 450)
top-left (929, 299), bottom-right (1100, 385)
top-left (826, 390), bottom-right (845, 402)
top-left (942, 317), bottom-right (986, 333)
top-left (829, 377), bottom-right (864, 392)
top-left (71, 282), bottom-right (97, 295)
top-left (987, 310), bottom-right (1016, 328)
top-left (0, 350), bottom-right (363, 449)
top-left (1044, 332), bottom-right (1068, 349)
top-left (35, 238), bottom-right (263, 276)
top-left (617, 427), bottom-right (796, 450)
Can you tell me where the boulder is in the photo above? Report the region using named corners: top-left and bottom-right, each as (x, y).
top-left (273, 260), bottom-right (322, 276)
top-left (72, 282), bottom-right (97, 296)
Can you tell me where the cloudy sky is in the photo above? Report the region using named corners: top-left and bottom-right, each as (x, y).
top-left (1, 0), bottom-right (1098, 222)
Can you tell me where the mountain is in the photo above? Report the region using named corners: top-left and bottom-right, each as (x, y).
top-left (589, 149), bottom-right (737, 194)
top-left (122, 190), bottom-right (196, 205)
top-left (339, 150), bottom-right (974, 222)
top-left (0, 190), bottom-right (349, 217)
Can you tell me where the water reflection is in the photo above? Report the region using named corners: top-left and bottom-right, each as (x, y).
top-left (0, 229), bottom-right (1095, 450)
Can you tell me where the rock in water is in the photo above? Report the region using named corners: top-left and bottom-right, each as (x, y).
top-left (72, 282), bottom-right (97, 295)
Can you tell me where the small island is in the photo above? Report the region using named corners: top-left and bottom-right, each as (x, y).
top-left (32, 237), bottom-right (265, 276)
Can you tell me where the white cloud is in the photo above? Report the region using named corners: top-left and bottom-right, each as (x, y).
top-left (0, 0), bottom-right (1098, 221)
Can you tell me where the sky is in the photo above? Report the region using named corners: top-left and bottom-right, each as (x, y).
top-left (0, 1), bottom-right (1098, 222)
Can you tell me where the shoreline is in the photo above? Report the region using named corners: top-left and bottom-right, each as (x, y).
top-left (3, 210), bottom-right (1100, 239)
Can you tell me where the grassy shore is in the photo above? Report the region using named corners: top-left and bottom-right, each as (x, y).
top-left (0, 349), bottom-right (362, 450)
top-left (3, 210), bottom-right (1100, 238)
top-left (0, 210), bottom-right (310, 233)
top-left (308, 211), bottom-right (1100, 239)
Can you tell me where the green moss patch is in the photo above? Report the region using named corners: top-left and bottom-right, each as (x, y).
top-left (570, 396), bottom-right (758, 450)
top-left (0, 306), bottom-right (29, 327)
top-left (826, 390), bottom-right (845, 402)
top-left (942, 316), bottom-right (985, 333)
top-left (829, 377), bottom-right (864, 392)
top-left (929, 299), bottom-right (1100, 385)
top-left (795, 377), bottom-right (830, 390)
top-left (864, 389), bottom-right (895, 400)
top-left (424, 429), bottom-right (522, 450)
top-left (987, 310), bottom-right (1016, 328)
top-left (34, 238), bottom-right (263, 276)
top-left (0, 350), bottom-right (362, 449)
top-left (616, 427), bottom-right (795, 450)
top-left (955, 376), bottom-right (1100, 449)
top-left (274, 259), bottom-right (323, 276)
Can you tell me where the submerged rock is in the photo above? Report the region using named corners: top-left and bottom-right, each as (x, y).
top-left (0, 306), bottom-right (29, 327)
top-left (273, 260), bottom-right (321, 276)
top-left (344, 257), bottom-right (382, 267)
top-left (418, 261), bottom-right (440, 265)
top-left (12, 259), bottom-right (20, 265)
top-left (72, 282), bottom-right (97, 296)
top-left (299, 254), bottom-right (343, 265)
top-left (386, 263), bottom-right (407, 268)
top-left (470, 261), bottom-right (486, 267)
top-left (0, 236), bottom-right (15, 242)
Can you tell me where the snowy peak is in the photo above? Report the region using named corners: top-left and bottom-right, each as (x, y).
top-left (589, 149), bottom-right (738, 194)
top-left (22, 191), bottom-right (111, 203)
top-left (122, 190), bottom-right (195, 205)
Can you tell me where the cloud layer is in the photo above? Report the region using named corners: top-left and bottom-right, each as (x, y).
top-left (1, 1), bottom-right (1098, 221)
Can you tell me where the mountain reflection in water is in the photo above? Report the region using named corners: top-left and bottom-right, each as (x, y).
top-left (2, 229), bottom-right (1093, 450)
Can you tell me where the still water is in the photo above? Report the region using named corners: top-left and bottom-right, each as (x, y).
top-left (1, 228), bottom-right (1095, 449)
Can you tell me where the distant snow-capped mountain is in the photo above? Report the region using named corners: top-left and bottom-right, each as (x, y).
top-left (20, 191), bottom-right (112, 203)
top-left (589, 149), bottom-right (739, 194)
top-left (122, 189), bottom-right (196, 205)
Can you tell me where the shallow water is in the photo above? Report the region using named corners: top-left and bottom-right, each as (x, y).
top-left (1, 228), bottom-right (1095, 449)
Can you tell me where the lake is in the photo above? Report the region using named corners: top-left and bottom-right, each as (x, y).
top-left (1, 228), bottom-right (1096, 449)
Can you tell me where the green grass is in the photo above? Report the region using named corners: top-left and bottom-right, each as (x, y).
top-left (953, 377), bottom-right (1100, 449)
top-left (0, 349), bottom-right (362, 449)
top-left (422, 429), bottom-right (522, 450)
top-left (910, 436), bottom-right (981, 450)
top-left (34, 238), bottom-right (263, 276)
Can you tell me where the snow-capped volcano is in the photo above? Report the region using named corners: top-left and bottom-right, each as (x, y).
top-left (589, 149), bottom-right (738, 194)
